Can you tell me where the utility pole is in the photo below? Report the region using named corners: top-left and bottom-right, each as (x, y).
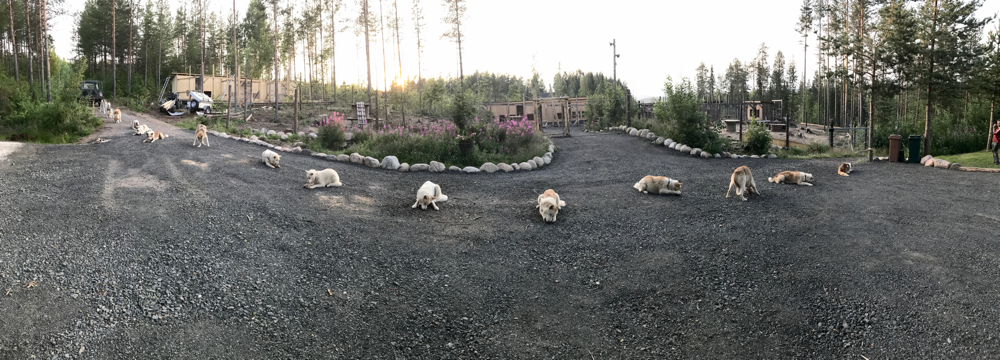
top-left (609, 39), bottom-right (619, 85)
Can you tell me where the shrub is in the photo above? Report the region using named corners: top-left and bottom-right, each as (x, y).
top-left (653, 77), bottom-right (723, 153)
top-left (744, 120), bottom-right (772, 155)
top-left (317, 113), bottom-right (347, 150)
top-left (448, 91), bottom-right (477, 133)
top-left (806, 141), bottom-right (830, 154)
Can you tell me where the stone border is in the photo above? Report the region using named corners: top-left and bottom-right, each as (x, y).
top-left (917, 155), bottom-right (963, 171)
top-left (206, 129), bottom-right (556, 174)
top-left (606, 125), bottom-right (778, 159)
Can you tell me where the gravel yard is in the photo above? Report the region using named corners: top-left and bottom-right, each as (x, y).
top-left (2, 110), bottom-right (1000, 358)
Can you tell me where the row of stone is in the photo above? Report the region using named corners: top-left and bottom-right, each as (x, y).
top-left (919, 155), bottom-right (962, 170)
top-left (611, 125), bottom-right (778, 159)
top-left (209, 130), bottom-right (556, 174)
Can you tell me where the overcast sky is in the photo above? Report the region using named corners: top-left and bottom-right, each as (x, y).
top-left (51, 0), bottom-right (1000, 99)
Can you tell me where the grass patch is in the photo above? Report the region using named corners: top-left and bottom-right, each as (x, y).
top-left (936, 150), bottom-right (1000, 169)
top-left (776, 141), bottom-right (867, 159)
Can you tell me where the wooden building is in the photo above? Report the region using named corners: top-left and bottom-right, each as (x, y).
top-left (168, 73), bottom-right (297, 103)
top-left (483, 97), bottom-right (588, 125)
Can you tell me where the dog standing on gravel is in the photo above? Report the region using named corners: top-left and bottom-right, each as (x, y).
top-left (727, 166), bottom-right (760, 201)
top-left (768, 171), bottom-right (814, 186)
top-left (304, 169), bottom-right (342, 188)
top-left (113, 109), bottom-right (122, 123)
top-left (633, 175), bottom-right (682, 196)
top-left (412, 181), bottom-right (448, 210)
top-left (193, 124), bottom-right (210, 147)
top-left (143, 129), bottom-right (168, 143)
top-left (837, 162), bottom-right (853, 176)
top-left (262, 150), bottom-right (281, 168)
top-left (536, 189), bottom-right (566, 223)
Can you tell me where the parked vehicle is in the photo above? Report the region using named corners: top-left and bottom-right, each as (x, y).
top-left (79, 80), bottom-right (104, 106)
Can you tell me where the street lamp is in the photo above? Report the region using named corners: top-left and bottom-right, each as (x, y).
top-left (610, 39), bottom-right (620, 86)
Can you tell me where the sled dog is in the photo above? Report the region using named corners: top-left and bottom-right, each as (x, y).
top-left (837, 162), bottom-right (853, 177)
top-left (632, 175), bottom-right (682, 195)
top-left (262, 149), bottom-right (281, 168)
top-left (411, 181), bottom-right (448, 210)
top-left (304, 169), bottom-right (342, 188)
top-left (536, 189), bottom-right (567, 223)
top-left (113, 109), bottom-right (121, 123)
top-left (193, 124), bottom-right (210, 147)
top-left (143, 129), bottom-right (168, 143)
top-left (768, 171), bottom-right (814, 186)
top-left (133, 124), bottom-right (150, 135)
top-left (726, 166), bottom-right (760, 201)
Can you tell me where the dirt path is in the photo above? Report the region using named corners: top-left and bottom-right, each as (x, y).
top-left (1, 123), bottom-right (999, 358)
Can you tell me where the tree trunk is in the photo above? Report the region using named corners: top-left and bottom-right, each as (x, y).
top-left (379, 0), bottom-right (387, 122)
top-left (229, 0), bottom-right (237, 129)
top-left (273, 0), bottom-right (278, 122)
top-left (331, 9), bottom-right (336, 103)
top-left (112, 0), bottom-right (116, 101)
top-left (923, 0), bottom-right (938, 157)
top-left (456, 1), bottom-right (463, 87)
top-left (394, 0), bottom-right (404, 125)
top-left (199, 0), bottom-right (204, 92)
top-left (24, 0), bottom-right (32, 89)
top-left (128, 0), bottom-right (133, 95)
top-left (8, 0), bottom-right (18, 82)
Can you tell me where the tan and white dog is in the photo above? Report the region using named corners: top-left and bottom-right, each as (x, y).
top-left (103, 102), bottom-right (111, 118)
top-left (193, 124), bottom-right (210, 147)
top-left (768, 171), bottom-right (814, 186)
top-left (633, 175), bottom-right (683, 195)
top-left (411, 181), bottom-right (448, 210)
top-left (726, 166), bottom-right (760, 201)
top-left (113, 109), bottom-right (122, 123)
top-left (536, 189), bottom-right (567, 223)
top-left (131, 119), bottom-right (140, 131)
top-left (133, 123), bottom-right (150, 135)
top-left (304, 169), bottom-right (342, 188)
top-left (262, 149), bottom-right (281, 168)
top-left (837, 162), bottom-right (853, 176)
top-left (143, 129), bottom-right (168, 142)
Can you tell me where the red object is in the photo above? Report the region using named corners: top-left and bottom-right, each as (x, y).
top-left (993, 125), bottom-right (1000, 143)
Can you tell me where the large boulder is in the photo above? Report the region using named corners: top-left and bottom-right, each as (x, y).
top-left (499, 163), bottom-right (515, 172)
top-left (462, 166), bottom-right (480, 173)
top-left (429, 161), bottom-right (446, 172)
top-left (542, 154), bottom-right (552, 165)
top-left (664, 139), bottom-right (674, 146)
top-left (700, 151), bottom-right (711, 158)
top-left (349, 153), bottom-right (364, 164)
top-left (920, 155), bottom-right (934, 165)
top-left (751, 155), bottom-right (760, 158)
top-left (449, 166), bottom-right (462, 171)
top-left (949, 162), bottom-right (962, 170)
top-left (690, 148), bottom-right (702, 156)
top-left (548, 144), bottom-right (555, 153)
top-left (730, 154), bottom-right (739, 159)
top-left (638, 129), bottom-right (649, 138)
top-left (626, 127), bottom-right (637, 134)
top-left (532, 156), bottom-right (545, 168)
top-left (511, 163), bottom-right (520, 171)
top-left (381, 156), bottom-right (400, 170)
top-left (768, 154), bottom-right (778, 159)
top-left (646, 132), bottom-right (657, 140)
top-left (337, 154), bottom-right (350, 162)
top-left (924, 158), bottom-right (936, 167)
top-left (308, 133), bottom-right (318, 139)
top-left (409, 163), bottom-right (430, 172)
top-left (933, 159), bottom-right (951, 169)
top-left (679, 145), bottom-right (692, 153)
top-left (363, 156), bottom-right (380, 168)
top-left (519, 161), bottom-right (534, 170)
top-left (714, 153), bottom-right (721, 158)
top-left (250, 135), bottom-right (259, 141)
top-left (654, 137), bottom-right (664, 145)
top-left (480, 162), bottom-right (499, 173)
top-left (398, 163), bottom-right (410, 172)
top-left (628, 129), bottom-right (639, 136)
top-left (266, 130), bottom-right (277, 136)
top-left (721, 151), bottom-right (730, 158)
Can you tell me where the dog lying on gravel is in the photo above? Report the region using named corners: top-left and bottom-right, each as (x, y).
top-left (131, 120), bottom-right (140, 131)
top-left (838, 162), bottom-right (853, 176)
top-left (768, 171), bottom-right (814, 186)
top-left (633, 175), bottom-right (682, 195)
top-left (304, 169), bottom-right (342, 188)
top-left (113, 109), bottom-right (121, 123)
top-left (412, 181), bottom-right (448, 210)
top-left (193, 124), bottom-right (210, 147)
top-left (536, 189), bottom-right (566, 223)
top-left (726, 166), bottom-right (760, 201)
top-left (133, 123), bottom-right (150, 135)
top-left (143, 129), bottom-right (168, 143)
top-left (262, 150), bottom-right (281, 168)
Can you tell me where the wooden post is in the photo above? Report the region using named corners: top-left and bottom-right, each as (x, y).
top-left (563, 99), bottom-right (569, 136)
top-left (626, 91), bottom-right (631, 128)
top-left (785, 114), bottom-right (790, 149)
top-left (293, 88), bottom-right (299, 135)
top-left (989, 101), bottom-right (995, 150)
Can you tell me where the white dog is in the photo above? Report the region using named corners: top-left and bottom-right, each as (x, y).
top-left (133, 123), bottom-right (150, 135)
top-left (633, 175), bottom-right (682, 195)
top-left (304, 169), bottom-right (342, 188)
top-left (262, 149), bottom-right (281, 168)
top-left (193, 124), bottom-right (210, 147)
top-left (536, 189), bottom-right (566, 223)
top-left (726, 166), bottom-right (760, 201)
top-left (143, 129), bottom-right (168, 143)
top-left (411, 181), bottom-right (448, 210)
top-left (131, 119), bottom-right (140, 131)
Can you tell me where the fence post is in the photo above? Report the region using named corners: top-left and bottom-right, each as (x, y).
top-left (626, 91), bottom-right (631, 128)
top-left (293, 88), bottom-right (299, 135)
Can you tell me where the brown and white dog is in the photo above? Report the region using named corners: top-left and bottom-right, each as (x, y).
top-left (113, 109), bottom-right (122, 123)
top-left (411, 181), bottom-right (448, 210)
top-left (768, 171), bottom-right (814, 186)
top-left (536, 189), bottom-right (566, 223)
top-left (143, 129), bottom-right (168, 143)
top-left (304, 169), bottom-right (342, 188)
top-left (726, 166), bottom-right (760, 201)
top-left (633, 175), bottom-right (682, 195)
top-left (133, 123), bottom-right (150, 135)
top-left (131, 119), bottom-right (140, 131)
top-left (193, 124), bottom-right (210, 147)
top-left (837, 162), bottom-right (853, 176)
top-left (262, 149), bottom-right (281, 168)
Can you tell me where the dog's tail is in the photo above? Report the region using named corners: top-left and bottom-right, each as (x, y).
top-left (433, 184), bottom-right (448, 202)
top-left (768, 176), bottom-right (779, 183)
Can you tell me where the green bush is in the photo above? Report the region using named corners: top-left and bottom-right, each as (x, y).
top-left (318, 124), bottom-right (346, 150)
top-left (652, 77), bottom-right (723, 153)
top-left (448, 91), bottom-right (478, 133)
top-left (744, 120), bottom-right (772, 155)
top-left (806, 141), bottom-right (830, 154)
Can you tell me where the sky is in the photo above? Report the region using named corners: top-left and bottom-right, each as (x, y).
top-left (51, 0), bottom-right (1000, 100)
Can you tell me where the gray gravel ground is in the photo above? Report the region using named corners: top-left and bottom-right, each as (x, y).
top-left (2, 110), bottom-right (1000, 359)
